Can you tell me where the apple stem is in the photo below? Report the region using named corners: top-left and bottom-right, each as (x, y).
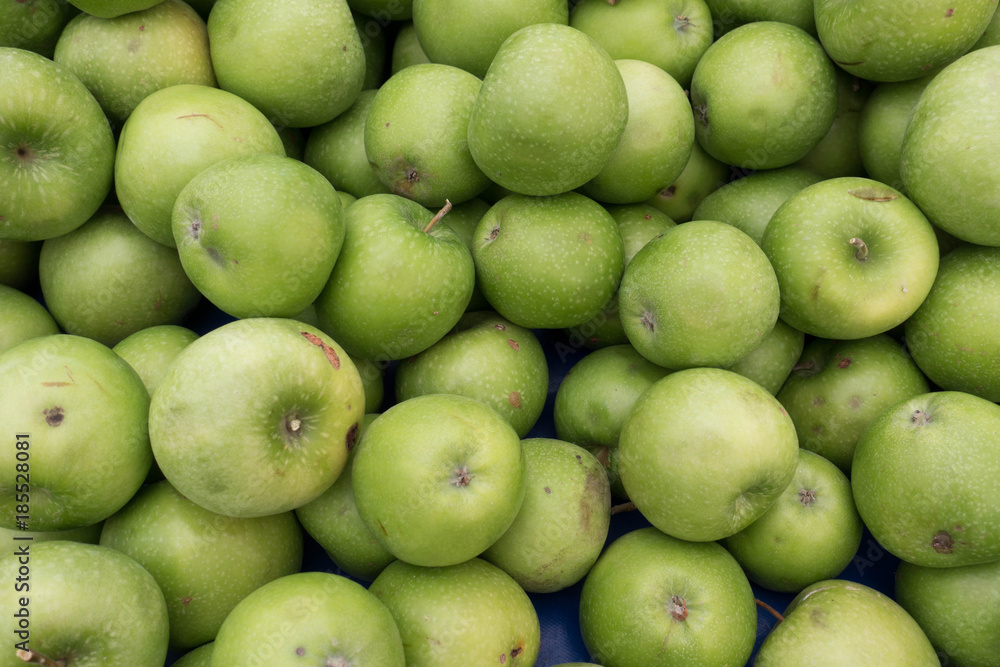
top-left (423, 199), bottom-right (452, 234)
top-left (755, 598), bottom-right (785, 623)
top-left (849, 237), bottom-right (869, 261)
top-left (16, 650), bottom-right (67, 667)
top-left (610, 501), bottom-right (636, 516)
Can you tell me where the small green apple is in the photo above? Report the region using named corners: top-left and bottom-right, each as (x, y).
top-left (390, 21), bottom-right (429, 73)
top-left (172, 642), bottom-right (214, 667)
top-left (68, 0), bottom-right (160, 18)
top-left (726, 318), bottom-right (805, 395)
top-left (353, 10), bottom-right (387, 90)
top-left (795, 70), bottom-right (871, 178)
top-left (706, 0), bottom-right (816, 36)
top-left (0, 285), bottom-right (58, 355)
top-left (112, 324), bottom-right (199, 397)
top-left (644, 140), bottom-right (729, 222)
top-left (437, 197), bottom-right (491, 311)
top-left (972, 3), bottom-right (1000, 48)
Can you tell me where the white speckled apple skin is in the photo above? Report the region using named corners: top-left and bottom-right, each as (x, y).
top-left (852, 391), bottom-right (1000, 568)
top-left (857, 74), bottom-right (935, 190)
top-left (815, 0), bottom-right (998, 82)
top-left (472, 192), bottom-right (625, 329)
top-left (901, 46), bottom-right (1000, 246)
top-left (762, 176), bottom-right (939, 340)
top-left (467, 23), bottom-right (628, 196)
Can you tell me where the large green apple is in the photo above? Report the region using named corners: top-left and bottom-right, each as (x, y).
top-left (722, 449), bottom-right (863, 592)
top-left (579, 527), bottom-right (757, 667)
top-left (901, 46), bottom-right (1000, 246)
top-left (0, 541), bottom-right (169, 667)
top-left (467, 23), bottom-right (628, 196)
top-left (39, 208), bottom-right (200, 347)
top-left (896, 559), bottom-right (1000, 666)
top-left (364, 63), bottom-right (488, 207)
top-left (208, 0), bottom-right (365, 127)
top-left (755, 579), bottom-right (939, 665)
top-left (395, 312), bottom-right (548, 437)
top-left (690, 21), bottom-right (837, 169)
top-left (0, 47), bottom-right (114, 242)
top-left (0, 285), bottom-right (58, 355)
top-left (100, 480), bottom-right (303, 651)
top-left (776, 335), bottom-right (930, 471)
top-left (814, 0), bottom-right (997, 82)
top-left (150, 318), bottom-right (365, 518)
top-left (352, 394), bottom-right (525, 567)
top-left (369, 558), bottom-right (540, 666)
top-left (570, 0), bottom-right (714, 87)
top-left (53, 0), bottom-right (216, 124)
top-left (314, 194), bottom-right (474, 361)
top-left (112, 324), bottom-right (198, 397)
top-left (619, 368), bottom-right (799, 542)
top-left (211, 571), bottom-right (405, 666)
top-left (852, 391), bottom-right (1000, 567)
top-left (0, 0), bottom-right (77, 58)
top-left (762, 177), bottom-right (940, 339)
top-left (0, 334), bottom-right (151, 531)
top-left (115, 83), bottom-right (285, 248)
top-left (905, 245), bottom-right (1000, 402)
top-left (172, 154), bottom-right (344, 319)
top-left (619, 219), bottom-right (779, 369)
top-left (472, 192), bottom-right (624, 329)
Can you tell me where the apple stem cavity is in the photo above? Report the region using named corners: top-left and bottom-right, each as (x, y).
top-left (755, 598), bottom-right (785, 623)
top-left (15, 650), bottom-right (67, 667)
top-left (610, 501), bottom-right (636, 516)
top-left (849, 237), bottom-right (869, 261)
top-left (423, 199), bottom-right (452, 234)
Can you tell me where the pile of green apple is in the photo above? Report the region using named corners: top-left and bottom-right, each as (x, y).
top-left (3, 0), bottom-right (1000, 665)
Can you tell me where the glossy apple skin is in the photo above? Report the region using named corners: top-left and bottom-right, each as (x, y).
top-left (852, 391), bottom-right (1000, 568)
top-left (579, 527), bottom-right (757, 667)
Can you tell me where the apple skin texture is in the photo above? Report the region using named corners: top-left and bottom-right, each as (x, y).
top-left (755, 579), bottom-right (939, 666)
top-left (467, 23), bottom-right (628, 197)
top-left (0, 47), bottom-right (114, 242)
top-left (579, 527), bottom-right (757, 667)
top-left (112, 324), bottom-right (199, 397)
top-left (149, 318), bottom-right (365, 518)
top-left (0, 541), bottom-right (169, 667)
top-left (0, 285), bottom-right (58, 355)
top-left (0, 334), bottom-right (151, 531)
top-left (0, 0), bottom-right (77, 58)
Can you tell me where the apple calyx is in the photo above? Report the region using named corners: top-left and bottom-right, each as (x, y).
top-left (450, 464), bottom-right (474, 487)
top-left (281, 412), bottom-right (305, 448)
top-left (674, 15), bottom-right (695, 32)
top-left (13, 143), bottom-right (37, 167)
top-left (848, 237), bottom-right (869, 261)
top-left (640, 311), bottom-right (655, 332)
top-left (666, 595), bottom-right (688, 622)
top-left (15, 649), bottom-right (67, 667)
top-left (912, 409), bottom-right (930, 426)
top-left (423, 199), bottom-right (452, 234)
top-left (798, 488), bottom-right (817, 506)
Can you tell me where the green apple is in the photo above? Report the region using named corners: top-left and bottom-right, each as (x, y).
top-left (53, 0), bottom-right (216, 124)
top-left (115, 83), bottom-right (285, 248)
top-left (472, 192), bottom-right (624, 329)
top-left (570, 0), bottom-right (714, 87)
top-left (352, 357), bottom-right (384, 413)
top-left (901, 46), bottom-right (1000, 246)
top-left (39, 208), bottom-right (200, 347)
top-left (395, 312), bottom-right (548, 437)
top-left (755, 579), bottom-right (939, 665)
top-left (211, 571), bottom-right (405, 666)
top-left (353, 10), bottom-right (387, 90)
top-left (852, 391), bottom-right (1000, 567)
top-left (347, 0), bottom-right (411, 21)
top-left (369, 558), bottom-right (540, 666)
top-left (726, 318), bottom-right (805, 395)
top-left (352, 394), bottom-right (525, 567)
top-left (0, 47), bottom-right (114, 242)
top-left (172, 154), bottom-right (344, 319)
top-left (0, 0), bottom-right (77, 58)
top-left (644, 140), bottom-right (729, 222)
top-left (795, 70), bottom-right (871, 178)
top-left (580, 59), bottom-right (694, 204)
top-left (619, 368), bottom-right (799, 542)
top-left (150, 318), bottom-right (365, 518)
top-left (619, 219), bottom-right (780, 369)
top-left (208, 0), bottom-right (365, 127)
top-left (857, 74), bottom-right (936, 191)
top-left (896, 559), bottom-right (1000, 667)
top-left (762, 177), bottom-right (940, 339)
top-left (173, 642), bottom-right (214, 667)
top-left (467, 23), bottom-right (628, 196)
top-left (437, 197), bottom-right (491, 311)
top-left (112, 324), bottom-right (199, 397)
top-left (690, 21), bottom-right (838, 170)
top-left (303, 89), bottom-right (390, 199)
top-left (777, 335), bottom-right (929, 471)
top-left (100, 480), bottom-right (303, 651)
top-left (68, 0), bottom-right (160, 18)
top-left (295, 414), bottom-right (395, 582)
top-left (814, 0), bottom-right (997, 82)
top-left (390, 21), bottom-right (429, 73)
top-left (0, 334), bottom-right (151, 531)
top-left (905, 245), bottom-right (1000, 402)
top-left (706, 0), bottom-right (816, 36)
top-left (412, 0), bottom-right (568, 79)
top-left (0, 541), bottom-right (169, 667)
top-left (314, 194), bottom-right (474, 361)
top-left (0, 239), bottom-right (41, 290)
top-left (482, 438), bottom-right (610, 593)
top-left (722, 449), bottom-right (863, 593)
top-left (0, 285), bottom-right (58, 355)
top-left (365, 63), bottom-right (488, 207)
top-left (972, 3), bottom-right (1000, 48)
top-left (692, 166), bottom-right (821, 245)
top-left (579, 527), bottom-right (757, 667)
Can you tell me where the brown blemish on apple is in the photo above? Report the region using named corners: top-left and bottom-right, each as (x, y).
top-left (544, 486), bottom-right (551, 494)
top-left (837, 357), bottom-right (852, 369)
top-left (508, 391), bottom-right (522, 409)
top-left (848, 187), bottom-right (898, 202)
top-left (798, 489), bottom-right (817, 506)
top-left (450, 464), bottom-right (474, 487)
top-left (667, 595), bottom-right (688, 622)
top-left (181, 596), bottom-right (193, 606)
top-left (660, 185), bottom-right (677, 199)
top-left (579, 233), bottom-right (593, 245)
top-left (510, 644), bottom-right (524, 660)
top-left (296, 648), bottom-right (305, 656)
top-left (43, 407), bottom-right (64, 427)
top-left (640, 311), bottom-right (655, 332)
top-left (41, 381), bottom-right (71, 387)
top-left (345, 422), bottom-right (359, 450)
top-left (176, 113), bottom-right (223, 129)
top-left (377, 519), bottom-right (387, 535)
top-left (812, 396), bottom-right (826, 406)
top-left (945, 8), bottom-right (955, 17)
top-left (494, 324), bottom-right (506, 331)
top-left (500, 654), bottom-right (506, 664)
top-left (694, 104), bottom-right (708, 126)
top-left (300, 331), bottom-right (341, 369)
top-left (849, 396), bottom-right (862, 409)
top-left (489, 226), bottom-right (500, 241)
top-left (406, 168), bottom-right (419, 183)
top-left (507, 338), bottom-right (519, 351)
top-left (932, 530), bottom-right (954, 553)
